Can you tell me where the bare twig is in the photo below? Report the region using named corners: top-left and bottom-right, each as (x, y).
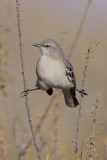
top-left (75, 39), bottom-right (100, 159)
top-left (15, 0), bottom-right (42, 159)
top-left (75, 44), bottom-right (91, 159)
top-left (68, 0), bottom-right (93, 59)
top-left (89, 92), bottom-right (102, 160)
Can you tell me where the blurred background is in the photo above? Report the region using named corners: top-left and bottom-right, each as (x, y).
top-left (0, 0), bottom-right (107, 159)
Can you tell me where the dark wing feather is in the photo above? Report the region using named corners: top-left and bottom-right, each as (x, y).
top-left (64, 59), bottom-right (76, 88)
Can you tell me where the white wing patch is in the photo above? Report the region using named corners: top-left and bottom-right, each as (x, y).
top-left (65, 66), bottom-right (76, 87)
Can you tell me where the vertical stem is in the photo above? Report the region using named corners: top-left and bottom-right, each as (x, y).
top-left (89, 92), bottom-right (101, 159)
top-left (75, 47), bottom-right (91, 159)
top-left (15, 0), bottom-right (42, 159)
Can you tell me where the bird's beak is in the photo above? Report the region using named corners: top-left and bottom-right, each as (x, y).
top-left (32, 43), bottom-right (42, 48)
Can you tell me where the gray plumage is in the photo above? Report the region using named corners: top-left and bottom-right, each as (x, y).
top-left (33, 39), bottom-right (79, 107)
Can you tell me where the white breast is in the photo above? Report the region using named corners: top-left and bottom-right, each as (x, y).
top-left (36, 55), bottom-right (72, 89)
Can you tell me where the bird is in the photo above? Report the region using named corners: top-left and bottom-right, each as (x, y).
top-left (21, 39), bottom-right (87, 107)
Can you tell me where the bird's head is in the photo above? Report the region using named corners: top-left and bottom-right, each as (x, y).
top-left (32, 39), bottom-right (64, 59)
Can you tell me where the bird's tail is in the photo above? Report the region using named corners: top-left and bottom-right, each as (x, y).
top-left (62, 89), bottom-right (79, 107)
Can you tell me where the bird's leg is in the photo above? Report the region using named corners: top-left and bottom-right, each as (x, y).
top-left (75, 88), bottom-right (88, 97)
top-left (20, 88), bottom-right (40, 97)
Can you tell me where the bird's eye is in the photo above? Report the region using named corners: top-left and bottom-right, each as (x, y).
top-left (45, 45), bottom-right (50, 48)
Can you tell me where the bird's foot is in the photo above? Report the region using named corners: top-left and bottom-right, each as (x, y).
top-left (20, 89), bottom-right (30, 97)
top-left (76, 89), bottom-right (88, 97)
top-left (20, 88), bottom-right (40, 98)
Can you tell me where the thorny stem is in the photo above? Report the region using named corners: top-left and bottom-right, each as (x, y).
top-left (89, 92), bottom-right (101, 160)
top-left (16, 0), bottom-right (42, 160)
top-left (75, 46), bottom-right (91, 158)
top-left (68, 0), bottom-right (93, 59)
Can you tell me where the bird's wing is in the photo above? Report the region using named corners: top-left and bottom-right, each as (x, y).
top-left (64, 59), bottom-right (76, 88)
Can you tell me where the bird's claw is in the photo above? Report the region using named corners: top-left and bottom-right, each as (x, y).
top-left (20, 89), bottom-right (30, 98)
top-left (78, 89), bottom-right (88, 97)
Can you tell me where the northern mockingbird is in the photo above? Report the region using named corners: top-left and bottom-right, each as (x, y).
top-left (21, 39), bottom-right (87, 107)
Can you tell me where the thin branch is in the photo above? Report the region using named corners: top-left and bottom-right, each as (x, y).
top-left (89, 92), bottom-right (102, 160)
top-left (74, 39), bottom-right (100, 159)
top-left (68, 0), bottom-right (93, 59)
top-left (15, 0), bottom-right (42, 160)
top-left (75, 44), bottom-right (91, 159)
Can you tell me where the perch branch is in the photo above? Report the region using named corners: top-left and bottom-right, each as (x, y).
top-left (16, 0), bottom-right (42, 159)
top-left (75, 44), bottom-right (91, 159)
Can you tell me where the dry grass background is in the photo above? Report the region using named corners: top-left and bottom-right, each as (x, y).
top-left (0, 0), bottom-right (107, 159)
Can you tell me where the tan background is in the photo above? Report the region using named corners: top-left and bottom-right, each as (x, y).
top-left (0, 0), bottom-right (107, 159)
